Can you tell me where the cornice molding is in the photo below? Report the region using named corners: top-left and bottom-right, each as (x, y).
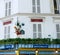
top-left (0, 13), bottom-right (60, 20)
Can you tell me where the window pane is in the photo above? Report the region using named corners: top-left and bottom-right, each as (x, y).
top-left (4, 35), bottom-right (6, 39)
top-left (37, 6), bottom-right (40, 13)
top-left (59, 0), bottom-right (60, 13)
top-left (32, 0), bottom-right (35, 5)
top-left (5, 3), bottom-right (7, 9)
top-left (33, 24), bottom-right (42, 38)
top-left (37, 0), bottom-right (40, 13)
top-left (5, 2), bottom-right (11, 16)
top-left (38, 24), bottom-right (41, 32)
top-left (8, 26), bottom-right (10, 33)
top-left (8, 34), bottom-right (10, 38)
top-left (38, 33), bottom-right (41, 38)
top-left (4, 27), bottom-right (6, 34)
top-left (5, 3), bottom-right (8, 16)
top-left (56, 24), bottom-right (60, 32)
top-left (5, 10), bottom-right (7, 16)
top-left (9, 2), bottom-right (11, 8)
top-left (37, 0), bottom-right (40, 5)
top-left (8, 26), bottom-right (10, 38)
top-left (57, 33), bottom-right (60, 38)
top-left (4, 27), bottom-right (7, 39)
top-left (33, 24), bottom-right (36, 32)
top-left (33, 33), bottom-right (37, 38)
top-left (33, 6), bottom-right (36, 13)
top-left (9, 2), bottom-right (11, 15)
top-left (9, 9), bottom-right (11, 15)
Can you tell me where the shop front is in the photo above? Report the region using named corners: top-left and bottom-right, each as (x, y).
top-left (0, 44), bottom-right (60, 55)
top-left (15, 48), bottom-right (60, 55)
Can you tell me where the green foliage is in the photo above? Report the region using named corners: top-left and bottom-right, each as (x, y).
top-left (52, 39), bottom-right (60, 44)
top-left (0, 38), bottom-right (59, 44)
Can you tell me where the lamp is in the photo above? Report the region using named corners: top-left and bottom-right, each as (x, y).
top-left (55, 49), bottom-right (58, 54)
top-left (55, 50), bottom-right (58, 54)
top-left (15, 50), bottom-right (19, 55)
top-left (35, 50), bottom-right (38, 55)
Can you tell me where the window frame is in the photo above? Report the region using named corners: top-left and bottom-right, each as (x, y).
top-left (4, 26), bottom-right (10, 39)
top-left (5, 1), bottom-right (11, 16)
top-left (32, 0), bottom-right (40, 13)
top-left (56, 23), bottom-right (60, 38)
top-left (32, 22), bottom-right (42, 38)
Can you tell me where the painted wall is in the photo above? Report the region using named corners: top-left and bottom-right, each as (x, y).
top-left (43, 17), bottom-right (56, 39)
top-left (0, 16), bottom-right (57, 39)
top-left (40, 0), bottom-right (51, 13)
top-left (0, 0), bottom-right (5, 18)
top-left (4, 0), bottom-right (19, 15)
top-left (11, 16), bottom-right (33, 39)
top-left (11, 0), bottom-right (19, 15)
top-left (0, 0), bottom-right (52, 18)
top-left (0, 0), bottom-right (58, 39)
top-left (0, 20), bottom-right (4, 39)
top-left (18, 0), bottom-right (32, 13)
top-left (18, 0), bottom-right (51, 13)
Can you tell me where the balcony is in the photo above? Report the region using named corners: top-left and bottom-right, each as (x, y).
top-left (55, 10), bottom-right (59, 14)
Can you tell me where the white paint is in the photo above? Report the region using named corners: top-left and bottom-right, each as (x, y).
top-left (0, 0), bottom-right (51, 18)
top-left (18, 0), bottom-right (32, 13)
top-left (43, 17), bottom-right (57, 39)
top-left (0, 0), bottom-right (59, 39)
top-left (0, 15), bottom-right (59, 39)
top-left (40, 0), bottom-right (51, 13)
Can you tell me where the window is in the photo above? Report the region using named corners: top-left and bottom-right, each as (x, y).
top-left (37, 0), bottom-right (40, 13)
top-left (9, 2), bottom-right (11, 15)
top-left (5, 3), bottom-right (7, 16)
top-left (5, 2), bottom-right (11, 16)
top-left (33, 24), bottom-right (36, 38)
top-left (4, 26), bottom-right (10, 39)
top-left (4, 27), bottom-right (7, 39)
top-left (8, 26), bottom-right (10, 38)
top-left (56, 24), bottom-right (60, 38)
top-left (53, 0), bottom-right (60, 14)
top-left (33, 24), bottom-right (42, 38)
top-left (32, 0), bottom-right (40, 13)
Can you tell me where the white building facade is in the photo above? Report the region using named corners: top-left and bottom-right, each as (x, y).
top-left (0, 0), bottom-right (60, 40)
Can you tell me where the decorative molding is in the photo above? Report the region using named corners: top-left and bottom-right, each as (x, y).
top-left (3, 21), bottom-right (11, 25)
top-left (31, 19), bottom-right (43, 22)
top-left (0, 13), bottom-right (60, 20)
top-left (53, 17), bottom-right (60, 22)
top-left (2, 18), bottom-right (13, 25)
